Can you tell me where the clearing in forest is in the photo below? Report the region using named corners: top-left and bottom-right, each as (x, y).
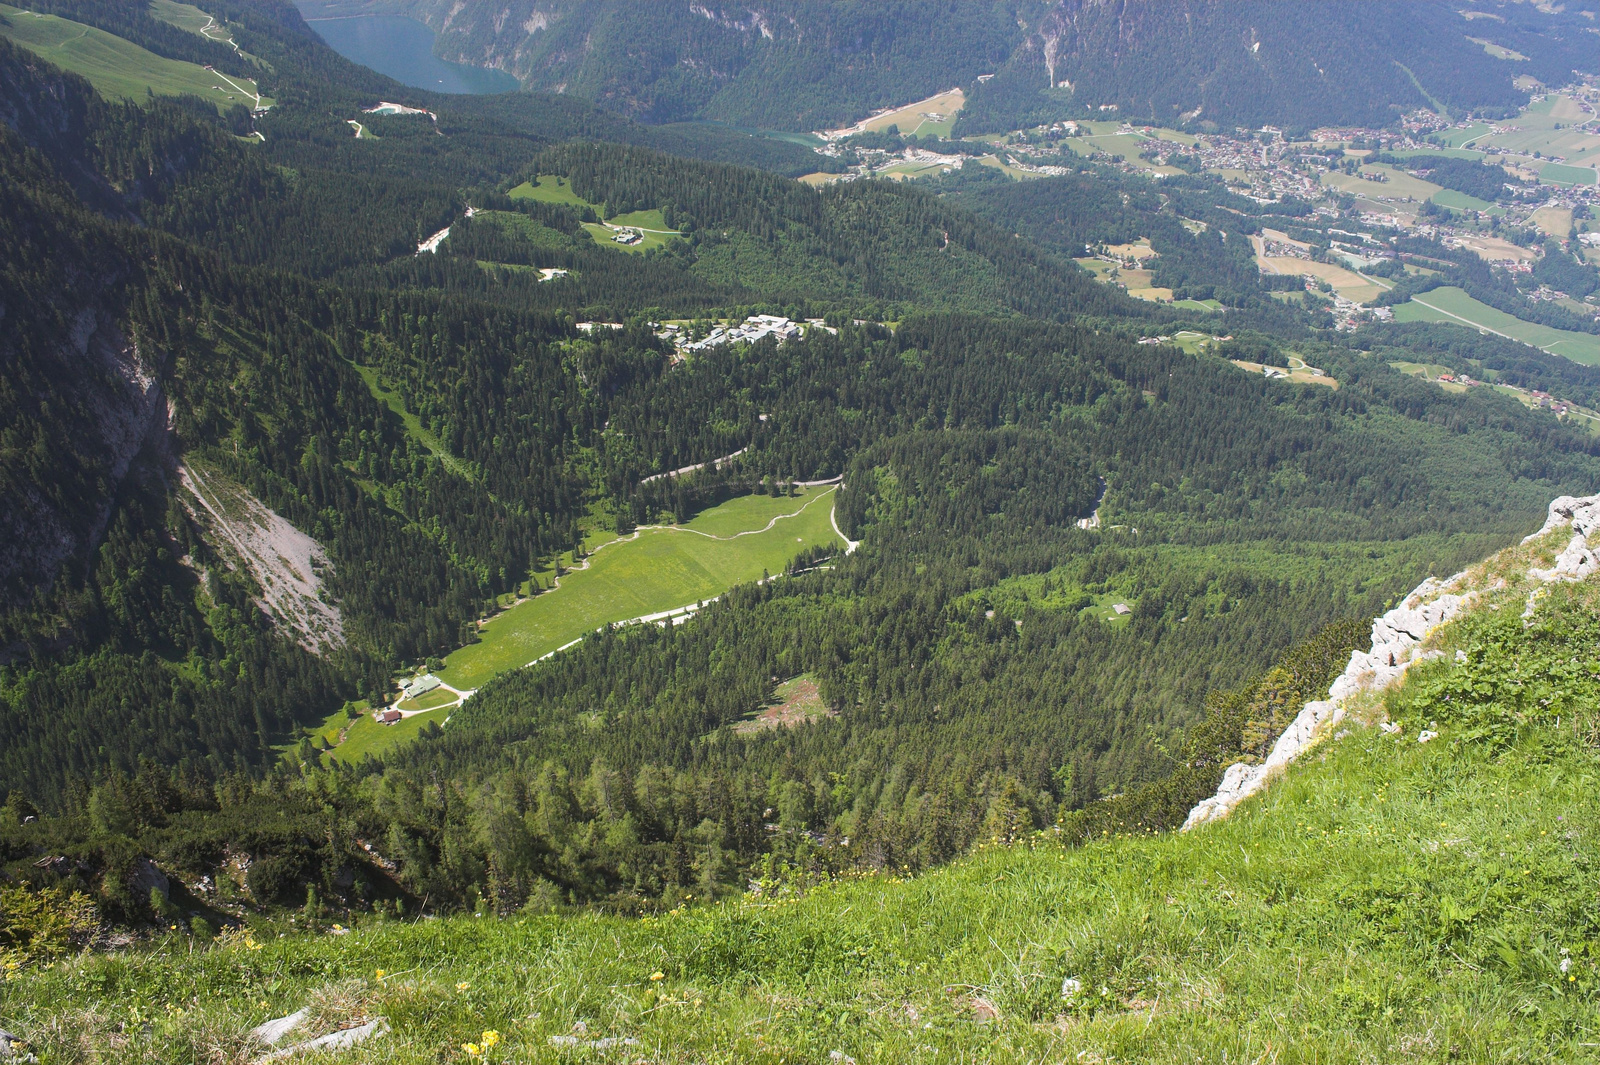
top-left (509, 175), bottom-right (596, 210)
top-left (509, 176), bottom-right (682, 253)
top-left (438, 487), bottom-right (848, 691)
top-left (0, 4), bottom-right (267, 111)
top-left (734, 673), bottom-right (834, 733)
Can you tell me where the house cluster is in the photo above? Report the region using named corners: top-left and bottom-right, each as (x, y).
top-left (679, 315), bottom-right (806, 353)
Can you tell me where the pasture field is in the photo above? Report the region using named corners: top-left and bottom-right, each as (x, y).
top-left (327, 706), bottom-right (450, 765)
top-left (508, 178), bottom-right (680, 251)
top-left (976, 155), bottom-right (1041, 180)
top-left (0, 4), bottom-right (266, 111)
top-left (1431, 189), bottom-right (1498, 212)
top-left (1073, 259), bottom-right (1171, 302)
top-left (1535, 162), bottom-right (1597, 186)
top-left (1530, 205), bottom-right (1573, 237)
top-left (1393, 286), bottom-right (1600, 365)
top-left (508, 175), bottom-right (595, 210)
top-left (1438, 124), bottom-right (1490, 148)
top-left (1229, 359), bottom-right (1338, 388)
top-left (608, 208), bottom-right (672, 230)
top-left (397, 688), bottom-right (457, 713)
top-left (580, 222), bottom-right (676, 253)
top-left (1171, 298), bottom-right (1221, 312)
top-left (1467, 36), bottom-right (1528, 60)
top-left (437, 488), bottom-right (846, 691)
top-left (1104, 239), bottom-right (1156, 261)
top-left (1322, 163), bottom-right (1443, 202)
top-left (1169, 330), bottom-right (1221, 353)
top-left (150, 0), bottom-right (230, 44)
top-left (877, 159), bottom-right (956, 181)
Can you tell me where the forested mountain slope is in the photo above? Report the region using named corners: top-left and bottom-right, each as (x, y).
top-left (8, 0), bottom-right (832, 175)
top-left (7, 510), bottom-right (1600, 1062)
top-left (314, 0), bottom-right (1598, 131)
top-left (3, 0), bottom-right (1600, 962)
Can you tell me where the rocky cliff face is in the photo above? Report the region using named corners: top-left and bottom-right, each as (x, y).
top-left (0, 309), bottom-right (168, 613)
top-left (1183, 493), bottom-right (1600, 830)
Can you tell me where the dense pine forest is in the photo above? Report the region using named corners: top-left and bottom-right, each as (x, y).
top-left (2, 0), bottom-right (1600, 938)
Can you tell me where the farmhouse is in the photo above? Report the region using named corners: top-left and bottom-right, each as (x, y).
top-left (401, 674), bottom-right (441, 698)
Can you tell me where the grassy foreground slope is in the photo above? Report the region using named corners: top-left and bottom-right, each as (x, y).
top-left (8, 526), bottom-right (1600, 1061)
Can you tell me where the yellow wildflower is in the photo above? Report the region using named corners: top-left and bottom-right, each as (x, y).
top-left (481, 1031), bottom-right (500, 1047)
top-left (457, 981), bottom-right (471, 992)
top-left (375, 969), bottom-right (386, 980)
top-left (650, 971), bottom-right (665, 981)
top-left (463, 1043), bottom-right (481, 1056)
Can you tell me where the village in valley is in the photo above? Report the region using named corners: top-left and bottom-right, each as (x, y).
top-left (799, 77), bottom-right (1600, 343)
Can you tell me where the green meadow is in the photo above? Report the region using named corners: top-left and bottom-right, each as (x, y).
top-left (328, 706), bottom-right (451, 765)
top-left (1536, 162), bottom-right (1597, 187)
top-left (1394, 286), bottom-right (1600, 365)
top-left (508, 174), bottom-right (596, 210)
top-left (508, 176), bottom-right (679, 251)
top-left (438, 487), bottom-right (846, 691)
top-left (0, 4), bottom-right (265, 111)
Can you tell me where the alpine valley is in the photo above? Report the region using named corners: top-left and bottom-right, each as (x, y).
top-left (3, 1), bottom-right (1600, 1062)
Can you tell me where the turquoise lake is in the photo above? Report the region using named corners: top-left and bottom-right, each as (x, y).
top-left (300, 11), bottom-right (519, 95)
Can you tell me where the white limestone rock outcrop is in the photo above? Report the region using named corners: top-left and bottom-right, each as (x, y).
top-left (1524, 494), bottom-right (1600, 582)
top-left (1183, 491), bottom-right (1600, 831)
top-left (248, 1008), bottom-right (388, 1063)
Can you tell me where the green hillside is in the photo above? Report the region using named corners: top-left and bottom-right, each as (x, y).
top-left (6, 519), bottom-right (1600, 1062)
top-left (0, 3), bottom-right (265, 110)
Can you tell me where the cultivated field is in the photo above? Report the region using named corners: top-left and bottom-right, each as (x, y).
top-left (1393, 286), bottom-right (1600, 365)
top-left (1256, 256), bottom-right (1388, 304)
top-left (1073, 258), bottom-right (1172, 302)
top-left (843, 88), bottom-right (965, 139)
top-left (438, 488), bottom-right (847, 691)
top-left (1458, 95), bottom-right (1600, 176)
top-left (0, 4), bottom-right (266, 111)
